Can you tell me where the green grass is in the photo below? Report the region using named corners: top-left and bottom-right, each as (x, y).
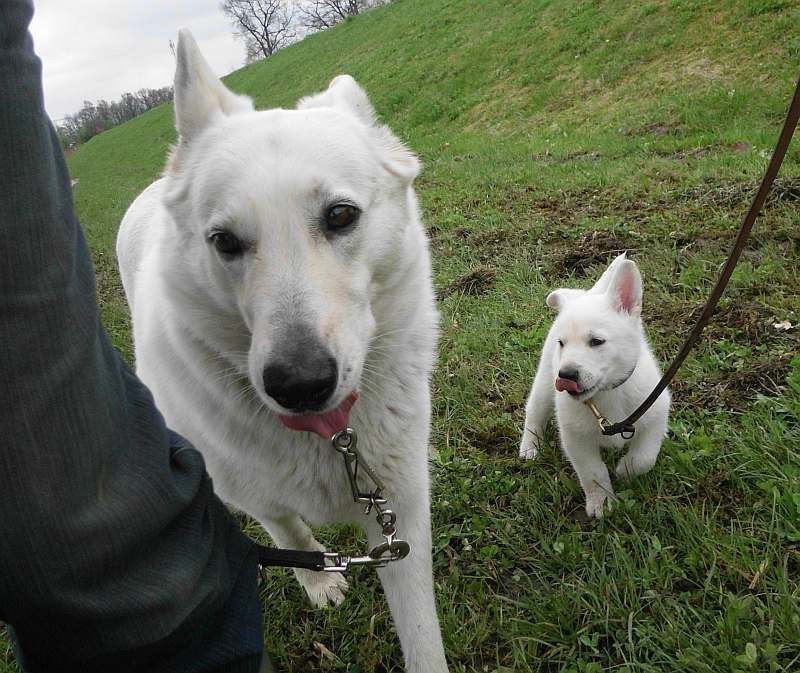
top-left (4, 0), bottom-right (800, 670)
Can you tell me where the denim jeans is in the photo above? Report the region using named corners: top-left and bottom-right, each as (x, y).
top-left (0, 1), bottom-right (265, 670)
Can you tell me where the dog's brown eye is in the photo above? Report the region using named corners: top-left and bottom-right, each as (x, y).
top-left (589, 337), bottom-right (605, 347)
top-left (325, 204), bottom-right (359, 232)
top-left (211, 231), bottom-right (244, 257)
top-left (558, 340), bottom-right (564, 348)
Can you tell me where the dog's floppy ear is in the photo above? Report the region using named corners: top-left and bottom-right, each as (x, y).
top-left (298, 75), bottom-right (420, 183)
top-left (606, 259), bottom-right (643, 316)
top-left (546, 288), bottom-right (584, 310)
top-left (173, 29), bottom-right (253, 143)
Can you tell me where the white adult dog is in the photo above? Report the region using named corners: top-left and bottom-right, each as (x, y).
top-left (117, 30), bottom-right (448, 673)
top-left (519, 254), bottom-right (670, 518)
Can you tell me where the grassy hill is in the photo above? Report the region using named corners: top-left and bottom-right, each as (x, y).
top-left (5, 0), bottom-right (799, 671)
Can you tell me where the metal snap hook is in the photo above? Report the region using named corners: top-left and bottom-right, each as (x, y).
top-left (331, 427), bottom-right (356, 452)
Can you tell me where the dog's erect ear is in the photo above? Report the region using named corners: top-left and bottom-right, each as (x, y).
top-left (298, 75), bottom-right (378, 126)
top-left (173, 29), bottom-right (253, 143)
top-left (607, 259), bottom-right (643, 316)
top-left (297, 75), bottom-right (420, 183)
top-left (590, 252), bottom-right (627, 294)
top-left (546, 288), bottom-right (584, 310)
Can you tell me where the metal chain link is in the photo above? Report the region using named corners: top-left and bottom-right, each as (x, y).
top-left (321, 428), bottom-right (410, 572)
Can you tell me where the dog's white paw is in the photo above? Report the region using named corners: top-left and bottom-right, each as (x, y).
top-left (296, 568), bottom-right (349, 608)
top-left (615, 451), bottom-right (657, 482)
top-left (585, 489), bottom-right (613, 519)
top-left (519, 429), bottom-right (542, 459)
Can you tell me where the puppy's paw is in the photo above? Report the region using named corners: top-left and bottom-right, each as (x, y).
top-left (519, 428), bottom-right (542, 459)
top-left (295, 568), bottom-right (349, 608)
top-left (615, 451), bottom-right (657, 481)
top-left (584, 489), bottom-right (613, 519)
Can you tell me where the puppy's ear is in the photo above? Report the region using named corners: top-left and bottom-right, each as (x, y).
top-left (173, 29), bottom-right (253, 143)
top-left (590, 252), bottom-right (627, 294)
top-left (298, 75), bottom-right (420, 184)
top-left (607, 259), bottom-right (643, 316)
top-left (546, 288), bottom-right (584, 310)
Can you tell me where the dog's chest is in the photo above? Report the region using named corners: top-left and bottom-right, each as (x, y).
top-left (556, 393), bottom-right (631, 450)
top-left (217, 432), bottom-right (361, 522)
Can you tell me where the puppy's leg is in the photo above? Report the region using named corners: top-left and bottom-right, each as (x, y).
top-left (562, 430), bottom-right (615, 518)
top-left (260, 513), bottom-right (348, 608)
top-left (520, 345), bottom-right (555, 459)
top-left (368, 492), bottom-right (448, 673)
top-left (615, 412), bottom-right (667, 481)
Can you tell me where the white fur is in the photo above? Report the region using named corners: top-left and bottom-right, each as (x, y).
top-left (117, 30), bottom-right (448, 672)
top-left (520, 254), bottom-right (670, 518)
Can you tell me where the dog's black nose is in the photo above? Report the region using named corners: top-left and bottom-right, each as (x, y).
top-left (264, 349), bottom-right (337, 413)
top-left (558, 368), bottom-right (580, 382)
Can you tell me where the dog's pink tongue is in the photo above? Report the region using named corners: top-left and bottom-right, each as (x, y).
top-left (278, 392), bottom-right (358, 438)
top-left (555, 378), bottom-right (582, 394)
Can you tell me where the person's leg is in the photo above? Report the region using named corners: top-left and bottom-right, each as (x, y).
top-left (0, 2), bottom-right (265, 669)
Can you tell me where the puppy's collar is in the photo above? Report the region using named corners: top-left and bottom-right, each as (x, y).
top-left (602, 361), bottom-right (637, 392)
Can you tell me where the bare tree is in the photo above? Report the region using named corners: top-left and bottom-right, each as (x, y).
top-left (221, 0), bottom-right (295, 62)
top-left (299, 0), bottom-right (386, 31)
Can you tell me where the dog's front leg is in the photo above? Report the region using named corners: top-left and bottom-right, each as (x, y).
top-left (520, 358), bottom-right (555, 459)
top-left (368, 493), bottom-right (449, 673)
top-left (615, 415), bottom-right (666, 481)
top-left (561, 430), bottom-right (615, 518)
top-left (519, 368), bottom-right (553, 458)
top-left (259, 512), bottom-right (349, 607)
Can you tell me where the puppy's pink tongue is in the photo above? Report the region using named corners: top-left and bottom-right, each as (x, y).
top-left (278, 391), bottom-right (358, 438)
top-left (555, 378), bottom-right (582, 394)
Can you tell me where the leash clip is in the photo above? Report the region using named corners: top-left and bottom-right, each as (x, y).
top-left (322, 540), bottom-right (411, 572)
top-left (584, 400), bottom-right (636, 439)
top-left (326, 428), bottom-right (411, 573)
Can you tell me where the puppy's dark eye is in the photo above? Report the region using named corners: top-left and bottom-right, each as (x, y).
top-left (589, 337), bottom-right (606, 347)
top-left (558, 340), bottom-right (565, 348)
top-left (210, 231), bottom-right (244, 257)
top-left (325, 204), bottom-right (359, 232)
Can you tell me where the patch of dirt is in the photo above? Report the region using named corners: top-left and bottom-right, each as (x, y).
top-left (678, 176), bottom-right (800, 209)
top-left (473, 227), bottom-right (512, 247)
top-left (729, 141), bottom-right (752, 153)
top-left (672, 577), bottom-right (702, 593)
top-left (671, 356), bottom-right (791, 411)
top-left (450, 225), bottom-right (472, 238)
top-left (436, 266), bottom-right (497, 300)
top-left (683, 57), bottom-right (725, 82)
top-left (467, 423), bottom-right (519, 455)
top-left (660, 144), bottom-right (716, 160)
top-left (652, 300), bottom-right (800, 359)
top-left (547, 229), bottom-right (639, 276)
top-left (530, 150), bottom-right (603, 164)
top-left (651, 300), bottom-right (791, 344)
top-left (695, 470), bottom-right (735, 500)
top-left (706, 302), bottom-right (787, 342)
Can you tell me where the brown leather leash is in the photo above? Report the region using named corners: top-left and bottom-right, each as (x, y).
top-left (597, 76), bottom-right (800, 438)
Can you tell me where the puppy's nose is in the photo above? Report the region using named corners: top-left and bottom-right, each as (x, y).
top-left (558, 368), bottom-right (580, 382)
top-left (263, 351), bottom-right (337, 412)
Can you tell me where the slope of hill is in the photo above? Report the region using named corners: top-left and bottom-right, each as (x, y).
top-left (5, 0), bottom-right (798, 671)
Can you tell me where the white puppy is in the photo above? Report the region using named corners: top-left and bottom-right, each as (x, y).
top-left (519, 254), bottom-right (670, 518)
top-left (116, 31), bottom-right (448, 673)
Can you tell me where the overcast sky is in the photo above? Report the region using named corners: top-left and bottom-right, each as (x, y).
top-left (29, 0), bottom-right (245, 122)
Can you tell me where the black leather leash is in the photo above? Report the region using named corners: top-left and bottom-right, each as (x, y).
top-left (256, 547), bottom-right (327, 571)
top-left (599, 76), bottom-right (800, 438)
